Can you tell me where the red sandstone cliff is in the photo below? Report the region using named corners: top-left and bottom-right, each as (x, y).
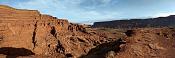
top-left (0, 5), bottom-right (175, 58)
top-left (0, 5), bottom-right (84, 57)
top-left (0, 5), bottom-right (122, 58)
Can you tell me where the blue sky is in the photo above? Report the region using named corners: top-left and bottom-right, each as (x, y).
top-left (1, 0), bottom-right (175, 24)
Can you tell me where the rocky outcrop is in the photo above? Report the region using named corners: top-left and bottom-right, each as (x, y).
top-left (0, 5), bottom-right (124, 58)
top-left (1, 5), bottom-right (175, 58)
top-left (92, 15), bottom-right (175, 29)
top-left (0, 5), bottom-right (70, 56)
top-left (115, 28), bottom-right (175, 58)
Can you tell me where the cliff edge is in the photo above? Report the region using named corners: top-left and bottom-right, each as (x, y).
top-left (0, 5), bottom-right (175, 58)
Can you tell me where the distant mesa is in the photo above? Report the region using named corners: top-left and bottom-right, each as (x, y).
top-left (92, 15), bottom-right (175, 29)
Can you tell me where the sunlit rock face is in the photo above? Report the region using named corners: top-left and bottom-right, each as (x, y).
top-left (1, 5), bottom-right (175, 58)
top-left (0, 5), bottom-right (105, 58)
top-left (0, 5), bottom-right (70, 55)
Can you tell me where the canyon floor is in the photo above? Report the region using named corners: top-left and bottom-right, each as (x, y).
top-left (0, 5), bottom-right (175, 58)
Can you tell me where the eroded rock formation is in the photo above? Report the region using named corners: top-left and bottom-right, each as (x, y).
top-left (0, 5), bottom-right (175, 58)
top-left (0, 5), bottom-right (69, 56)
top-left (116, 28), bottom-right (175, 58)
top-left (0, 5), bottom-right (125, 58)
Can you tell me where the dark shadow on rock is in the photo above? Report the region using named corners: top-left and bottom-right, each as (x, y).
top-left (125, 30), bottom-right (135, 37)
top-left (0, 47), bottom-right (35, 58)
top-left (80, 38), bottom-right (126, 58)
